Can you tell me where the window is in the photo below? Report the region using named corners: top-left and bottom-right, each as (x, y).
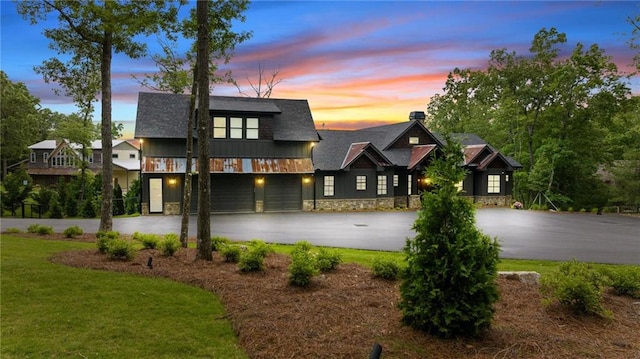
top-left (129, 153), bottom-right (136, 159)
top-left (393, 174), bottom-right (399, 187)
top-left (112, 153), bottom-right (119, 159)
top-left (229, 117), bottom-right (243, 139)
top-left (488, 174), bottom-right (501, 194)
top-left (43, 153), bottom-right (49, 162)
top-left (213, 116), bottom-right (227, 138)
top-left (323, 176), bottom-right (334, 196)
top-left (409, 137), bottom-right (419, 144)
top-left (246, 117), bottom-right (259, 139)
top-left (356, 175), bottom-right (367, 191)
top-left (377, 175), bottom-right (387, 195)
top-left (52, 152), bottom-right (76, 167)
top-left (87, 153), bottom-right (94, 164)
top-left (30, 152), bottom-right (36, 163)
top-left (407, 175), bottom-right (412, 195)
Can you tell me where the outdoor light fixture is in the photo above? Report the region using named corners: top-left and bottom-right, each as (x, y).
top-left (303, 177), bottom-right (311, 184)
top-left (147, 256), bottom-right (153, 269)
top-left (168, 178), bottom-right (177, 186)
top-left (255, 177), bottom-right (265, 185)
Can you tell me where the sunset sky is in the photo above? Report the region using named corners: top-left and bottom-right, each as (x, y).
top-left (1, 1), bottom-right (638, 138)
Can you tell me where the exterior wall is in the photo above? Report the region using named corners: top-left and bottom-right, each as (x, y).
top-left (113, 169), bottom-right (139, 194)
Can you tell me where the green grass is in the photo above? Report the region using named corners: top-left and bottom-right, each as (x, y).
top-left (0, 235), bottom-right (247, 359)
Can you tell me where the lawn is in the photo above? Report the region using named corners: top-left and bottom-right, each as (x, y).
top-left (0, 235), bottom-right (247, 359)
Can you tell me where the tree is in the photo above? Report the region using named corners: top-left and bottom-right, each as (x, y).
top-left (399, 138), bottom-right (500, 338)
top-left (18, 0), bottom-right (184, 232)
top-left (0, 168), bottom-right (33, 213)
top-left (135, 0), bottom-right (250, 248)
top-left (0, 71), bottom-right (46, 177)
top-left (425, 28), bottom-right (631, 209)
top-left (234, 61), bottom-right (283, 98)
top-left (195, 0), bottom-right (212, 260)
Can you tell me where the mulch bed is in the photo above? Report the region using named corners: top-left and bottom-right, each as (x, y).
top-left (20, 233), bottom-right (640, 358)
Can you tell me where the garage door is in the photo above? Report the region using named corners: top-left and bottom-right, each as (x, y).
top-left (264, 175), bottom-right (301, 212)
top-left (211, 175), bottom-right (255, 213)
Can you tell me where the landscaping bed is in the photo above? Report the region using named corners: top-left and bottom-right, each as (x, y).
top-left (44, 234), bottom-right (640, 359)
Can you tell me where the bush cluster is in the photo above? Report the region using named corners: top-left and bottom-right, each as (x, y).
top-left (27, 224), bottom-right (54, 235)
top-left (220, 245), bottom-right (242, 262)
top-left (540, 260), bottom-right (611, 317)
top-left (107, 238), bottom-right (136, 261)
top-left (63, 225), bottom-right (83, 238)
top-left (96, 231), bottom-right (120, 254)
top-left (211, 236), bottom-right (231, 251)
top-left (606, 267), bottom-right (640, 298)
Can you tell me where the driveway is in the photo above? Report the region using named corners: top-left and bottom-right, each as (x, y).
top-left (1, 208), bottom-right (638, 265)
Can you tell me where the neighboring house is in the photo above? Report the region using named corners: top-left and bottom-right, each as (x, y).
top-left (134, 92), bottom-right (319, 215)
top-left (27, 139), bottom-right (140, 193)
top-left (312, 112), bottom-right (522, 211)
top-left (134, 93), bottom-right (520, 215)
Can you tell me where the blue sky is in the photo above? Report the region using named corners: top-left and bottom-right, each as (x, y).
top-left (1, 1), bottom-right (638, 138)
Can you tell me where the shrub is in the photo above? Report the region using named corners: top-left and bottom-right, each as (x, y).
top-left (372, 257), bottom-right (402, 280)
top-left (540, 260), bottom-right (611, 317)
top-left (288, 241), bottom-right (318, 287)
top-left (96, 231), bottom-right (120, 254)
top-left (248, 239), bottom-right (274, 257)
top-left (140, 234), bottom-right (161, 249)
top-left (63, 225), bottom-right (83, 238)
top-left (27, 224), bottom-right (54, 235)
top-left (211, 236), bottom-right (231, 251)
top-left (316, 248), bottom-right (342, 272)
top-left (4, 227), bottom-right (21, 233)
top-left (159, 234), bottom-right (181, 256)
top-left (80, 198), bottom-right (96, 218)
top-left (238, 249), bottom-right (265, 272)
top-left (220, 245), bottom-right (242, 262)
top-left (107, 238), bottom-right (136, 261)
top-left (48, 194), bottom-right (64, 219)
top-left (602, 267), bottom-right (640, 298)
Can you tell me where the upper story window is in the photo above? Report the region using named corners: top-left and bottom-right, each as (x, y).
top-left (30, 152), bottom-right (36, 163)
top-left (43, 153), bottom-right (49, 162)
top-left (52, 152), bottom-right (76, 167)
top-left (112, 153), bottom-right (119, 159)
top-left (213, 116), bottom-right (260, 140)
top-left (129, 153), bottom-right (136, 159)
top-left (409, 137), bottom-right (419, 144)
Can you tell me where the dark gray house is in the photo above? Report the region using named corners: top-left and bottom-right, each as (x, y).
top-left (311, 114), bottom-right (522, 211)
top-left (135, 92), bottom-right (319, 215)
top-left (135, 93), bottom-right (520, 215)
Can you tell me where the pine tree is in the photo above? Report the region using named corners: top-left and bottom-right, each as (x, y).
top-left (399, 137), bottom-right (500, 338)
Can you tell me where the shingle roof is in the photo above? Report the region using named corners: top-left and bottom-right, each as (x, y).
top-left (134, 92), bottom-right (319, 141)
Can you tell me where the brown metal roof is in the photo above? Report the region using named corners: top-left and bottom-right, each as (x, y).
top-left (143, 157), bottom-right (313, 174)
top-left (408, 145), bottom-right (437, 170)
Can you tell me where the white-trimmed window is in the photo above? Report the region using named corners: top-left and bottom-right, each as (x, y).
top-left (213, 116), bottom-right (227, 138)
top-left (488, 174), bottom-right (501, 194)
top-left (43, 153), bottom-right (49, 163)
top-left (393, 174), bottom-right (399, 187)
top-left (112, 153), bottom-right (119, 159)
top-left (129, 153), bottom-right (136, 159)
top-left (377, 175), bottom-right (387, 195)
top-left (356, 175), bottom-right (367, 191)
top-left (246, 117), bottom-right (259, 139)
top-left (229, 117), bottom-right (243, 139)
top-left (409, 137), bottom-right (419, 144)
top-left (408, 175), bottom-right (412, 195)
top-left (87, 153), bottom-right (94, 164)
top-left (30, 152), bottom-right (36, 163)
top-left (323, 175), bottom-right (334, 196)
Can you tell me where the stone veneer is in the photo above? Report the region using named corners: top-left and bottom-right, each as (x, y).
top-left (164, 202), bottom-right (181, 215)
top-left (310, 197), bottom-right (401, 211)
top-left (470, 195), bottom-right (513, 207)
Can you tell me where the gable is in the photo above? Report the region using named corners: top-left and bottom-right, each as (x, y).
top-left (340, 142), bottom-right (392, 170)
top-left (384, 121), bottom-right (440, 150)
top-left (408, 145), bottom-right (437, 170)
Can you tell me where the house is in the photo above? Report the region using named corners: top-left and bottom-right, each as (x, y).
top-left (27, 139), bottom-right (140, 193)
top-left (311, 112), bottom-right (522, 210)
top-left (134, 92), bottom-right (319, 215)
top-left (134, 93), bottom-right (520, 215)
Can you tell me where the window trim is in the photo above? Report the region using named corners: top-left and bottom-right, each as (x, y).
top-left (30, 152), bottom-right (36, 163)
top-left (212, 116), bottom-right (260, 140)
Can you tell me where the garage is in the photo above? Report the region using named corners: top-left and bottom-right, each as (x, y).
top-left (264, 175), bottom-right (302, 212)
top-left (211, 175), bottom-right (255, 213)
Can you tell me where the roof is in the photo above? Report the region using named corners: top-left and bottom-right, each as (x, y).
top-left (29, 139), bottom-right (103, 150)
top-left (134, 92), bottom-right (319, 141)
top-left (113, 159), bottom-right (141, 171)
top-left (314, 120), bottom-right (522, 171)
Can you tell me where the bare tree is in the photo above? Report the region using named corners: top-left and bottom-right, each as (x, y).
top-left (235, 61), bottom-right (283, 98)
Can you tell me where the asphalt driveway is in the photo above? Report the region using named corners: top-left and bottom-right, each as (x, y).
top-left (2, 208), bottom-right (638, 265)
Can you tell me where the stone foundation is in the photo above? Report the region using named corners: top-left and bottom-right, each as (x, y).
top-left (255, 200), bottom-right (264, 213)
top-left (141, 203), bottom-right (149, 216)
top-left (164, 202), bottom-right (181, 215)
top-left (314, 197), bottom-right (399, 211)
top-left (471, 195), bottom-right (512, 207)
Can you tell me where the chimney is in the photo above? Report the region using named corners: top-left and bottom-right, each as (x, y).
top-left (409, 111), bottom-right (425, 121)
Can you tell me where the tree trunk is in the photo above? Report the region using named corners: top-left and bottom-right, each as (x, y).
top-left (180, 64), bottom-right (198, 248)
top-left (195, 0), bottom-right (212, 260)
top-left (99, 32), bottom-right (114, 232)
